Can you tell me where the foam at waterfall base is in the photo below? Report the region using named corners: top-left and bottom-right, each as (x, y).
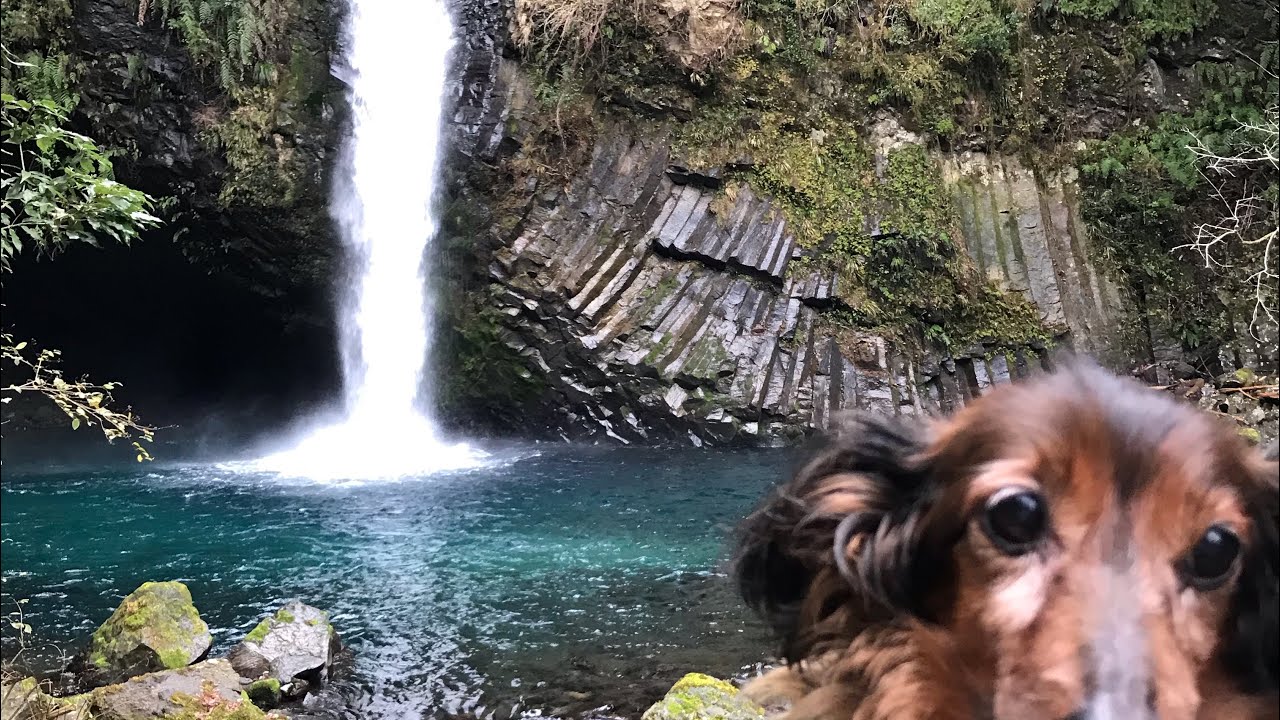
top-left (242, 414), bottom-right (488, 483)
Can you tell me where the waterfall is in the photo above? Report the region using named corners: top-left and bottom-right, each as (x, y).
top-left (251, 0), bottom-right (483, 480)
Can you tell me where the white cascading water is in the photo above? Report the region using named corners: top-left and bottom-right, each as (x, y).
top-left (252, 0), bottom-right (484, 480)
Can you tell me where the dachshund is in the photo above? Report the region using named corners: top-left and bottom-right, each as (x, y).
top-left (733, 361), bottom-right (1278, 720)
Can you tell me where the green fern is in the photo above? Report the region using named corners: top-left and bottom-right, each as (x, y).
top-left (218, 52), bottom-right (236, 88)
top-left (13, 52), bottom-right (80, 110)
top-left (148, 0), bottom-right (289, 90)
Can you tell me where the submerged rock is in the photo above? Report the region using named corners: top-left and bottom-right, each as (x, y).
top-left (78, 581), bottom-right (212, 687)
top-left (88, 658), bottom-right (274, 720)
top-left (228, 601), bottom-right (342, 698)
top-left (642, 673), bottom-right (764, 720)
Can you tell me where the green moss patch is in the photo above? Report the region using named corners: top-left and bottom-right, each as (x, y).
top-left (244, 606), bottom-right (298, 645)
top-left (642, 673), bottom-right (763, 720)
top-left (245, 678), bottom-right (282, 708)
top-left (438, 297), bottom-right (548, 420)
top-left (676, 113), bottom-right (1050, 352)
top-left (244, 619), bottom-right (272, 644)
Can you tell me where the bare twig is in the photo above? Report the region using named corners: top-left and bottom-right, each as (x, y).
top-left (1208, 409), bottom-right (1250, 425)
top-left (1220, 383), bottom-right (1280, 393)
top-left (1175, 100), bottom-right (1279, 340)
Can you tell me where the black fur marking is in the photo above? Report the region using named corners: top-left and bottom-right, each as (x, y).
top-left (732, 411), bottom-right (946, 659)
top-left (1221, 457), bottom-right (1280, 694)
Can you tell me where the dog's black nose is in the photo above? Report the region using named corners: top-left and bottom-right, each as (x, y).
top-left (1059, 712), bottom-right (1086, 720)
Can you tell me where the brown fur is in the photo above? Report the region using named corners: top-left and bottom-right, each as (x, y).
top-left (734, 361), bottom-right (1279, 720)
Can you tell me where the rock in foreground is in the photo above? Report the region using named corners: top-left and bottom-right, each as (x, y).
top-left (1, 677), bottom-right (92, 720)
top-left (89, 659), bottom-right (274, 720)
top-left (80, 581), bottom-right (212, 687)
top-left (642, 673), bottom-right (765, 720)
top-left (228, 601), bottom-right (341, 698)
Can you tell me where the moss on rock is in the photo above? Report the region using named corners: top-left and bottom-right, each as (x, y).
top-left (641, 673), bottom-right (764, 720)
top-left (1239, 427), bottom-right (1263, 444)
top-left (86, 660), bottom-right (274, 720)
top-left (244, 619), bottom-right (271, 645)
top-left (165, 683), bottom-right (280, 720)
top-left (84, 581), bottom-right (212, 686)
top-left (241, 606), bottom-right (304, 646)
top-left (228, 601), bottom-right (339, 689)
top-left (245, 678), bottom-right (282, 708)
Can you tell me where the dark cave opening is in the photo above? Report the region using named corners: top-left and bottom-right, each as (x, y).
top-left (1, 231), bottom-right (342, 453)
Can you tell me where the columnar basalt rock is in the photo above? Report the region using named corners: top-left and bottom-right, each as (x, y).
top-left (437, 0), bottom-right (1280, 446)
top-left (467, 106), bottom-right (1067, 444)
top-left (939, 150), bottom-right (1127, 368)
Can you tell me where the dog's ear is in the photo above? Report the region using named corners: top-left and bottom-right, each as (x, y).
top-left (732, 412), bottom-right (956, 661)
top-left (1222, 440), bottom-right (1279, 693)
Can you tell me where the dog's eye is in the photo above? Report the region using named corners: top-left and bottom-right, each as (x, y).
top-left (981, 488), bottom-right (1048, 555)
top-left (1181, 525), bottom-right (1241, 590)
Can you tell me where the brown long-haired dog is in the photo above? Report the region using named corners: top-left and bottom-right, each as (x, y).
top-left (733, 362), bottom-right (1278, 720)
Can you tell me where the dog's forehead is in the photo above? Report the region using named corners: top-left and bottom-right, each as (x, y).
top-left (960, 366), bottom-right (1240, 501)
top-left (1085, 384), bottom-right (1208, 500)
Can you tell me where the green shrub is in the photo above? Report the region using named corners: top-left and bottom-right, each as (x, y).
top-left (907, 0), bottom-right (1015, 60)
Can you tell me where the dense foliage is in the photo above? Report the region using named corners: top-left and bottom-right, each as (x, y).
top-left (0, 91), bottom-right (159, 271)
top-left (134, 0), bottom-right (333, 216)
top-left (149, 0), bottom-right (293, 89)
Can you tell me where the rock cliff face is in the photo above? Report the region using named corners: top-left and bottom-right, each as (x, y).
top-left (22, 0), bottom-right (1270, 444)
top-left (71, 0), bottom-right (345, 302)
top-left (1, 0), bottom-right (347, 429)
top-left (439, 0), bottom-right (1277, 445)
top-left (939, 151), bottom-right (1127, 366)
top-left (443, 61), bottom-right (1121, 444)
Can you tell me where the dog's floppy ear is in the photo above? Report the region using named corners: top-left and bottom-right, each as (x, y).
top-left (732, 411), bottom-right (955, 661)
top-left (1222, 440), bottom-right (1279, 693)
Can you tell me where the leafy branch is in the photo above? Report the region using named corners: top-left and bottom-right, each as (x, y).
top-left (1, 334), bottom-right (156, 461)
top-left (1, 85), bottom-right (160, 271)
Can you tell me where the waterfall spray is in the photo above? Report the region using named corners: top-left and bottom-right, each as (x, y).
top-left (252, 0), bottom-right (483, 480)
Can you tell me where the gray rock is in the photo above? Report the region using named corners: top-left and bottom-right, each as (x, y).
top-left (89, 659), bottom-right (257, 720)
top-left (467, 94), bottom-right (1145, 444)
top-left (229, 601), bottom-right (342, 690)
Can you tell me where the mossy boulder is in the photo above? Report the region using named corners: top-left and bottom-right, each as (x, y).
top-left (227, 601), bottom-right (341, 698)
top-left (79, 581), bottom-right (212, 687)
top-left (87, 659), bottom-right (274, 720)
top-left (642, 673), bottom-right (765, 720)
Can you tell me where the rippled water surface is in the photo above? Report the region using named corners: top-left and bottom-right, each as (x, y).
top-left (0, 444), bottom-right (789, 718)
